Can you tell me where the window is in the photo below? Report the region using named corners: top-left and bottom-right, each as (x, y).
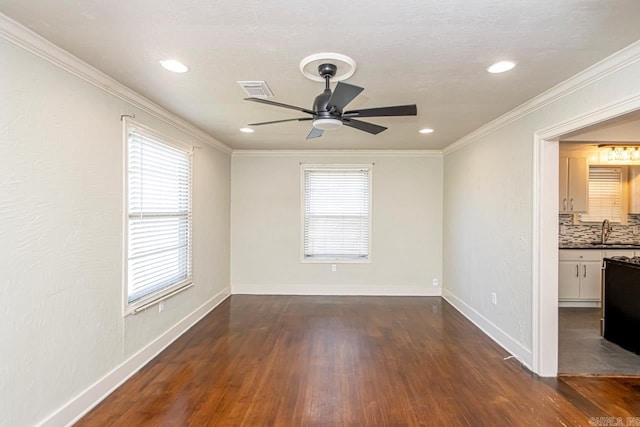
top-left (302, 165), bottom-right (371, 262)
top-left (580, 166), bottom-right (623, 223)
top-left (125, 122), bottom-right (193, 314)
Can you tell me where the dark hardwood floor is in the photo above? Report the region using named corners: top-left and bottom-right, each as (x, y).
top-left (77, 296), bottom-right (640, 426)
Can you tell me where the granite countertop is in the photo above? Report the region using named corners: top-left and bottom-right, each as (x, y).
top-left (560, 241), bottom-right (640, 249)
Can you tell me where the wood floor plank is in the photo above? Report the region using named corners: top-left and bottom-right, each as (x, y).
top-left (76, 296), bottom-right (640, 426)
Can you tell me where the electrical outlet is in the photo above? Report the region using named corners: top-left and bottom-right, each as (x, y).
top-left (331, 264), bottom-right (337, 272)
top-left (159, 301), bottom-right (164, 312)
top-left (432, 278), bottom-right (439, 287)
top-left (491, 292), bottom-right (497, 305)
top-left (560, 225), bottom-right (567, 235)
top-left (633, 226), bottom-right (639, 235)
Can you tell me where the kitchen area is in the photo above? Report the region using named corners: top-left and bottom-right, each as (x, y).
top-left (558, 114), bottom-right (640, 375)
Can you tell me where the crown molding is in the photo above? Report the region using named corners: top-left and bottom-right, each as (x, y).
top-left (0, 13), bottom-right (232, 156)
top-left (443, 39), bottom-right (640, 156)
top-left (231, 149), bottom-right (442, 157)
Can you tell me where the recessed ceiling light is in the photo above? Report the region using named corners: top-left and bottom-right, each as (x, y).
top-left (486, 60), bottom-right (517, 74)
top-left (240, 127), bottom-right (254, 133)
top-left (419, 128), bottom-right (434, 134)
top-left (160, 59), bottom-right (189, 73)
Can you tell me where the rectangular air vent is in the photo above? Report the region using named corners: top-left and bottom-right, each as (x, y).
top-left (237, 81), bottom-right (274, 98)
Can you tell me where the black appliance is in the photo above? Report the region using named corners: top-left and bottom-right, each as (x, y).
top-left (603, 257), bottom-right (640, 355)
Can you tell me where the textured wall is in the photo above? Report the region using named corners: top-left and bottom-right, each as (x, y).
top-left (443, 51), bottom-right (640, 355)
top-left (444, 129), bottom-right (533, 348)
top-left (0, 38), bottom-right (230, 426)
top-left (231, 154), bottom-right (443, 295)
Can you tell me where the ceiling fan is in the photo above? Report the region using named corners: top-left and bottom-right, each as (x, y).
top-left (244, 63), bottom-right (417, 139)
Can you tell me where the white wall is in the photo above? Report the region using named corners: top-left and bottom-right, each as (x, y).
top-left (231, 153), bottom-right (443, 295)
top-left (442, 43), bottom-right (640, 368)
top-left (443, 127), bottom-right (534, 363)
top-left (0, 37), bottom-right (231, 426)
top-left (563, 117), bottom-right (640, 141)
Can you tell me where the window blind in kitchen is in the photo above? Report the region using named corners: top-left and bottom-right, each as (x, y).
top-left (302, 165), bottom-right (371, 261)
top-left (126, 125), bottom-right (193, 309)
top-left (581, 167), bottom-right (622, 223)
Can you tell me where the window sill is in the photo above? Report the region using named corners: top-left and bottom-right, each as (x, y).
top-left (123, 281), bottom-right (193, 317)
top-left (301, 258), bottom-right (371, 264)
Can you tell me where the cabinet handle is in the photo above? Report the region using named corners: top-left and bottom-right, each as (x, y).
top-left (583, 265), bottom-right (586, 277)
top-left (563, 198), bottom-right (567, 211)
top-left (570, 198), bottom-right (574, 210)
top-left (576, 264), bottom-right (579, 277)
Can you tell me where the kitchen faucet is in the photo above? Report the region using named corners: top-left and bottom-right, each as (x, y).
top-left (601, 219), bottom-right (612, 244)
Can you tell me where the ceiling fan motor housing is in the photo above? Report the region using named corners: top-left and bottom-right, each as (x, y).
top-left (313, 90), bottom-right (336, 118)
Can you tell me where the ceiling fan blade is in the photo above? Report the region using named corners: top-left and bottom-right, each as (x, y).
top-left (326, 82), bottom-right (364, 112)
top-left (306, 127), bottom-right (324, 139)
top-left (343, 119), bottom-right (387, 135)
top-left (248, 118), bottom-right (313, 126)
top-left (244, 97), bottom-right (315, 115)
top-left (342, 104), bottom-right (417, 118)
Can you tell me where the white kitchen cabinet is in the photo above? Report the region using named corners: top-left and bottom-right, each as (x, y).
top-left (559, 157), bottom-right (588, 213)
top-left (559, 249), bottom-right (636, 306)
top-left (558, 261), bottom-right (580, 299)
top-left (579, 262), bottom-right (603, 300)
top-left (558, 250), bottom-right (602, 302)
top-left (629, 166), bottom-right (640, 214)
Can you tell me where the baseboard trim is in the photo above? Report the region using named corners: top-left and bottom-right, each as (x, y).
top-left (37, 287), bottom-right (231, 427)
top-left (232, 283), bottom-right (442, 296)
top-left (442, 289), bottom-right (533, 369)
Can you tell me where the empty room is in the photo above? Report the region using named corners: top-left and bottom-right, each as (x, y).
top-left (2, 1), bottom-right (640, 426)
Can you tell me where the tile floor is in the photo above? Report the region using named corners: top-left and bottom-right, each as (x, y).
top-left (559, 307), bottom-right (640, 375)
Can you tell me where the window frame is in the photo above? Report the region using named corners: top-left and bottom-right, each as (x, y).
top-left (122, 119), bottom-right (194, 316)
top-left (300, 164), bottom-right (373, 264)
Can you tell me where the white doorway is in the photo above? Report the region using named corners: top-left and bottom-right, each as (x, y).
top-left (533, 95), bottom-right (640, 376)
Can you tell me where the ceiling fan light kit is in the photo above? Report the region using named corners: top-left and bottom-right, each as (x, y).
top-left (313, 118), bottom-right (343, 131)
top-left (244, 55), bottom-right (417, 140)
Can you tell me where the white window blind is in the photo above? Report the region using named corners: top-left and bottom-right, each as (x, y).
top-left (126, 126), bottom-right (192, 307)
top-left (580, 167), bottom-right (622, 223)
top-left (303, 166), bottom-right (371, 261)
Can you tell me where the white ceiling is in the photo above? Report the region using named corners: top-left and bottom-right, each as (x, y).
top-left (2, 0), bottom-right (640, 150)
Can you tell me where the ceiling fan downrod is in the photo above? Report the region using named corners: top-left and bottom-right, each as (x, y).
top-left (318, 63), bottom-right (337, 91)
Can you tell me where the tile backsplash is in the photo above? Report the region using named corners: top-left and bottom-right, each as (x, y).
top-left (559, 214), bottom-right (640, 245)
